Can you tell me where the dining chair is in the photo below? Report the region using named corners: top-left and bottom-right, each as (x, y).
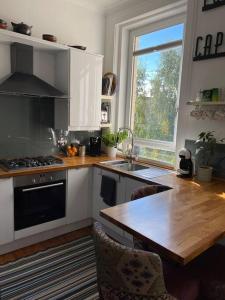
top-left (93, 221), bottom-right (176, 300)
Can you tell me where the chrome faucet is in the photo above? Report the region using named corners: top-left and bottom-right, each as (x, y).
top-left (117, 127), bottom-right (136, 164)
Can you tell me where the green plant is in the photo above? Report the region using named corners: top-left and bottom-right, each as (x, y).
top-left (195, 131), bottom-right (225, 166)
top-left (102, 130), bottom-right (128, 148)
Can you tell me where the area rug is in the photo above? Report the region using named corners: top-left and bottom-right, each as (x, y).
top-left (0, 236), bottom-right (99, 300)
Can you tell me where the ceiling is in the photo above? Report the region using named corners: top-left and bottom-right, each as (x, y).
top-left (68, 0), bottom-right (135, 13)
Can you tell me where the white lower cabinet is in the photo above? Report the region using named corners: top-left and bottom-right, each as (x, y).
top-left (0, 178), bottom-right (14, 245)
top-left (92, 167), bottom-right (149, 243)
top-left (67, 168), bottom-right (92, 224)
top-left (125, 177), bottom-right (148, 201)
top-left (123, 177), bottom-right (148, 243)
top-left (92, 167), bottom-right (126, 241)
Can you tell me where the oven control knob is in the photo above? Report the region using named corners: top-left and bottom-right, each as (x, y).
top-left (50, 176), bottom-right (53, 181)
top-left (32, 178), bottom-right (36, 184)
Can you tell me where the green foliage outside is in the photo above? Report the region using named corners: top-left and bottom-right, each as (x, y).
top-left (133, 47), bottom-right (182, 164)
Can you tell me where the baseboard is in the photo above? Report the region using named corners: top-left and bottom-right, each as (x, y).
top-left (0, 219), bottom-right (92, 255)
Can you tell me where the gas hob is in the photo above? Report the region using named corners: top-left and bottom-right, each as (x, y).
top-left (0, 156), bottom-right (63, 171)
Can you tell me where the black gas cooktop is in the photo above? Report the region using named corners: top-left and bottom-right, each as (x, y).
top-left (0, 156), bottom-right (63, 171)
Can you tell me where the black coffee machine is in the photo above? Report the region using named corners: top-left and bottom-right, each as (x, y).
top-left (89, 136), bottom-right (101, 156)
top-left (177, 148), bottom-right (193, 178)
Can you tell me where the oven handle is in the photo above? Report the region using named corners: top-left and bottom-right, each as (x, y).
top-left (22, 182), bottom-right (64, 192)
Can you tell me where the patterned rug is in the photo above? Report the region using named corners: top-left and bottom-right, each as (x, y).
top-left (0, 236), bottom-right (99, 300)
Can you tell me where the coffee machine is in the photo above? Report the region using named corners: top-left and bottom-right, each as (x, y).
top-left (177, 148), bottom-right (193, 178)
top-left (89, 136), bottom-right (101, 156)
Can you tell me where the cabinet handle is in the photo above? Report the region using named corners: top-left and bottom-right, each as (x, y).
top-left (22, 182), bottom-right (64, 192)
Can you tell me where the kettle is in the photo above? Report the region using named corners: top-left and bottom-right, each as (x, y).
top-left (11, 22), bottom-right (32, 36)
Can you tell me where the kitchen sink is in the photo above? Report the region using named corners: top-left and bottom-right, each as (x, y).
top-left (115, 163), bottom-right (149, 172)
top-left (101, 160), bottom-right (150, 172)
top-left (101, 160), bottom-right (128, 166)
top-left (101, 160), bottom-right (172, 179)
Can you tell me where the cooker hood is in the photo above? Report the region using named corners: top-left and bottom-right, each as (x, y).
top-left (0, 43), bottom-right (67, 99)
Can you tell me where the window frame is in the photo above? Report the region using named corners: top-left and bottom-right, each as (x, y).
top-left (126, 16), bottom-right (185, 166)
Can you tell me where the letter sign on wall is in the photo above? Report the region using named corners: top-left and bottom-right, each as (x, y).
top-left (203, 0), bottom-right (225, 11)
top-left (193, 32), bottom-right (225, 61)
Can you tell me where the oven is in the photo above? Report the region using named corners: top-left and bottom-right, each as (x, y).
top-left (14, 171), bottom-right (66, 231)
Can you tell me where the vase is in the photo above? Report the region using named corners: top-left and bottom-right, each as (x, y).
top-left (106, 147), bottom-right (117, 158)
top-left (197, 166), bottom-right (213, 182)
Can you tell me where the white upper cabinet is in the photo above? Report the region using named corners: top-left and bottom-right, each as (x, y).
top-left (69, 49), bottom-right (103, 131)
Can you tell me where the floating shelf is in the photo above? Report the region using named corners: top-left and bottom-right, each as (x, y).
top-left (0, 28), bottom-right (69, 51)
top-left (187, 101), bottom-right (225, 106)
top-left (101, 95), bottom-right (113, 101)
top-left (100, 123), bottom-right (111, 128)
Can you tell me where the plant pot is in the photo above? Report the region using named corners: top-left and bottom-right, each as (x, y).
top-left (106, 146), bottom-right (117, 158)
top-left (197, 166), bottom-right (213, 182)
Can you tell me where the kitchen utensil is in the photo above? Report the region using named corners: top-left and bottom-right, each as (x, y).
top-left (42, 34), bottom-right (57, 42)
top-left (79, 145), bottom-right (86, 157)
top-left (0, 19), bottom-right (7, 29)
top-left (11, 22), bottom-right (32, 36)
top-left (69, 45), bottom-right (87, 50)
top-left (102, 72), bottom-right (117, 96)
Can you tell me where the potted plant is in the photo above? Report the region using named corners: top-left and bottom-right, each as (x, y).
top-left (102, 130), bottom-right (128, 158)
top-left (195, 131), bottom-right (224, 182)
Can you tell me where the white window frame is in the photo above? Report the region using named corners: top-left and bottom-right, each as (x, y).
top-left (126, 16), bottom-right (185, 166)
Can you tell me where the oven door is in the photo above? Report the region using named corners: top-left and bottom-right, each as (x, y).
top-left (14, 180), bottom-right (66, 231)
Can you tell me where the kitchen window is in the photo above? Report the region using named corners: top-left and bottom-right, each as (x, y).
top-left (128, 23), bottom-right (184, 166)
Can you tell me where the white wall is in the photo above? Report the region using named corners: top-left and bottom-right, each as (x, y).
top-left (104, 0), bottom-right (185, 131)
top-left (177, 0), bottom-right (225, 153)
top-left (105, 0), bottom-right (225, 155)
top-left (0, 0), bottom-right (105, 55)
top-left (104, 0), bottom-right (179, 72)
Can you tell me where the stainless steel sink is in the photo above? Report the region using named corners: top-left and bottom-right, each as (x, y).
top-left (101, 160), bottom-right (128, 166)
top-left (101, 160), bottom-right (150, 172)
top-left (101, 160), bottom-right (172, 179)
top-left (115, 163), bottom-right (149, 172)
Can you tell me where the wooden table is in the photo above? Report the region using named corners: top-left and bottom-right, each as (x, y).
top-left (100, 173), bottom-right (225, 265)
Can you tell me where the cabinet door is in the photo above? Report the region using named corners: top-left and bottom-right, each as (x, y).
top-left (125, 177), bottom-right (148, 202)
top-left (69, 49), bottom-right (102, 130)
top-left (0, 178), bottom-right (14, 245)
top-left (123, 178), bottom-right (149, 243)
top-left (92, 167), bottom-right (125, 240)
top-left (67, 168), bottom-right (92, 224)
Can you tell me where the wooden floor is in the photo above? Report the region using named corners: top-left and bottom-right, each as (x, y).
top-left (0, 226), bottom-right (92, 266)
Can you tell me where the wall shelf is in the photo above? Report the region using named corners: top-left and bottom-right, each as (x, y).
top-left (187, 101), bottom-right (225, 106)
top-left (0, 28), bottom-right (69, 51)
top-left (100, 123), bottom-right (111, 128)
top-left (187, 101), bottom-right (225, 120)
top-left (101, 95), bottom-right (113, 101)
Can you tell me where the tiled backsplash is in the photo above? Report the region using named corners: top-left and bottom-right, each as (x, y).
top-left (185, 139), bottom-right (225, 179)
top-left (0, 95), bottom-right (101, 158)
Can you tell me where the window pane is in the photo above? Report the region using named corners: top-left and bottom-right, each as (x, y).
top-left (132, 46), bottom-right (182, 144)
top-left (135, 24), bottom-right (184, 51)
top-left (134, 145), bottom-right (176, 166)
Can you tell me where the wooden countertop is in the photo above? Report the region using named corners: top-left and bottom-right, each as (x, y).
top-left (100, 173), bottom-right (225, 265)
top-left (0, 155), bottom-right (117, 178)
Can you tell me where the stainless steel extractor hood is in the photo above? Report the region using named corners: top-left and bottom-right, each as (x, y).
top-left (0, 43), bottom-right (67, 99)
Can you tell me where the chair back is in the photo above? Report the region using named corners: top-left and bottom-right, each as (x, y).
top-left (131, 185), bottom-right (169, 201)
top-left (93, 222), bottom-right (174, 300)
